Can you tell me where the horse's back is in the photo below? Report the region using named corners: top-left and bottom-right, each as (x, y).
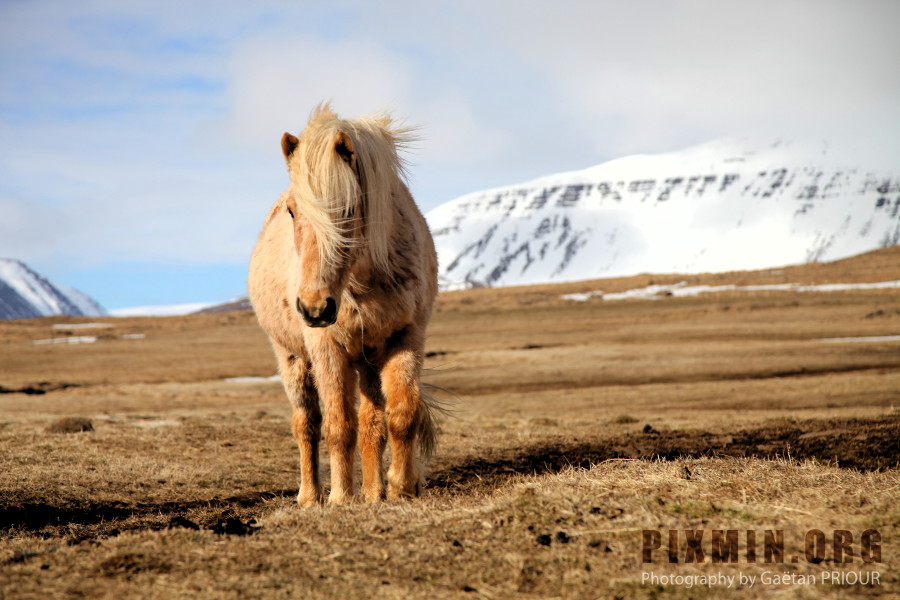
top-left (396, 184), bottom-right (438, 314)
top-left (248, 194), bottom-right (302, 353)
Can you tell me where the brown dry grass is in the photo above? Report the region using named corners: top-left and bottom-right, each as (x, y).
top-left (1, 247), bottom-right (899, 599)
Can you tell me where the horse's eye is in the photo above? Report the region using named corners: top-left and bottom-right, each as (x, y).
top-left (345, 206), bottom-right (356, 218)
top-left (287, 207), bottom-right (295, 219)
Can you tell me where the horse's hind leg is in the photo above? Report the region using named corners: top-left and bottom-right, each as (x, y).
top-left (381, 329), bottom-right (426, 499)
top-left (357, 364), bottom-right (387, 503)
top-left (276, 345), bottom-right (322, 507)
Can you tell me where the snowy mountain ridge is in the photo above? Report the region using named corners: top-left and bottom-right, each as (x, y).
top-left (0, 259), bottom-right (107, 320)
top-left (425, 138), bottom-right (900, 289)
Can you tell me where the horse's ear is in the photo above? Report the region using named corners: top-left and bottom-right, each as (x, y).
top-left (334, 131), bottom-right (355, 165)
top-left (281, 133), bottom-right (299, 160)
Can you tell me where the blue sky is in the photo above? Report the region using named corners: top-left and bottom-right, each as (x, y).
top-left (1, 0), bottom-right (899, 309)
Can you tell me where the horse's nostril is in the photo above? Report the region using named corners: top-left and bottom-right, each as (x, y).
top-left (296, 296), bottom-right (337, 327)
top-left (321, 297), bottom-right (337, 324)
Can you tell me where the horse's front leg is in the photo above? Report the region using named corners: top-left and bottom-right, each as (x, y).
top-left (381, 328), bottom-right (426, 499)
top-left (312, 345), bottom-right (358, 505)
top-left (275, 345), bottom-right (322, 507)
top-left (357, 364), bottom-right (387, 503)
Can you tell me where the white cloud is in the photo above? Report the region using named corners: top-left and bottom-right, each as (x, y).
top-left (478, 1), bottom-right (900, 156)
top-left (213, 30), bottom-right (512, 171)
top-left (267, 1), bottom-right (900, 188)
top-left (219, 35), bottom-right (416, 153)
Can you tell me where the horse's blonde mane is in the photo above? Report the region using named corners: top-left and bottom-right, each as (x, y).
top-left (286, 103), bottom-right (415, 274)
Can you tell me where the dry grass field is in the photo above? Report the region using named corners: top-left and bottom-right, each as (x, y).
top-left (1, 246), bottom-right (899, 599)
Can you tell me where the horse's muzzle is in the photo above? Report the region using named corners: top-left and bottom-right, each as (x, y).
top-left (297, 296), bottom-right (338, 328)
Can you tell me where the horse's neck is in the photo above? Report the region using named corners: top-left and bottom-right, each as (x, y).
top-left (347, 257), bottom-right (401, 299)
top-left (346, 263), bottom-right (378, 297)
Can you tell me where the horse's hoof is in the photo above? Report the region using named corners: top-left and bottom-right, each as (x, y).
top-left (327, 492), bottom-right (352, 505)
top-left (297, 491), bottom-right (320, 507)
top-left (387, 482), bottom-right (419, 500)
top-left (361, 487), bottom-right (386, 504)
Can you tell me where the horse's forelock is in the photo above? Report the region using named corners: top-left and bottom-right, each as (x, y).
top-left (288, 106), bottom-right (412, 274)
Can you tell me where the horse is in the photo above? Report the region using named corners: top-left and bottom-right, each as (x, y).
top-left (248, 104), bottom-right (439, 506)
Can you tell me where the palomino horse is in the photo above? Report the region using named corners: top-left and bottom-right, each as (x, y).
top-left (248, 104), bottom-right (439, 505)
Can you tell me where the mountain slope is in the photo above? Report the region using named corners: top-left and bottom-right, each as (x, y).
top-left (0, 259), bottom-right (106, 320)
top-left (426, 139), bottom-right (900, 289)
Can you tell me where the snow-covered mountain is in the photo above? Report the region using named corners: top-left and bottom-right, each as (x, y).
top-left (0, 259), bottom-right (107, 320)
top-left (426, 139), bottom-right (900, 289)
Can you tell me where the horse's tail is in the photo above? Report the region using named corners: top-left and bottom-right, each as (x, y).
top-left (418, 381), bottom-right (452, 461)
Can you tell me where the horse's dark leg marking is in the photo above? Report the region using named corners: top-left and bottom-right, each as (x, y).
top-left (357, 363), bottom-right (387, 503)
top-left (276, 346), bottom-right (322, 506)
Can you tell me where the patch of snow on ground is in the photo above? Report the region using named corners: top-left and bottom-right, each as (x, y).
top-left (109, 302), bottom-right (218, 317)
top-left (32, 336), bottom-right (98, 345)
top-left (563, 280), bottom-right (900, 302)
